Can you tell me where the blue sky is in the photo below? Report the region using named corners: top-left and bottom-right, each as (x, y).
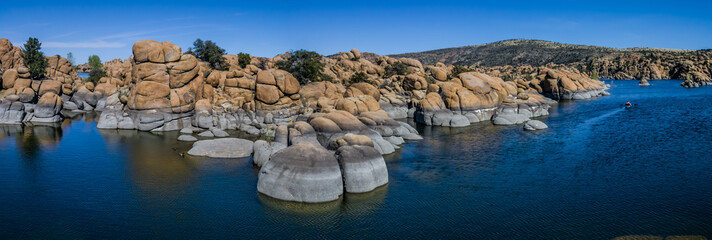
top-left (1, 0), bottom-right (711, 64)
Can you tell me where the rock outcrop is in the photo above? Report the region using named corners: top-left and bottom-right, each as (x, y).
top-left (536, 68), bottom-right (608, 100)
top-left (335, 145), bottom-right (388, 193)
top-left (257, 142), bottom-right (344, 203)
top-left (127, 40), bottom-right (203, 113)
top-left (0, 39), bottom-right (75, 123)
top-left (639, 79), bottom-right (651, 87)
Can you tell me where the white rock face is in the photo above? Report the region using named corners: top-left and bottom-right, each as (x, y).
top-left (336, 145), bottom-right (389, 193)
top-left (187, 138), bottom-right (254, 158)
top-left (252, 140), bottom-right (286, 167)
top-left (198, 130), bottom-right (214, 137)
top-left (211, 128), bottom-right (229, 137)
top-left (449, 115), bottom-right (470, 127)
top-left (257, 142), bottom-right (343, 203)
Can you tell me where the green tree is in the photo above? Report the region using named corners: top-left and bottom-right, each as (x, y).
top-left (22, 37), bottom-right (48, 80)
top-left (86, 69), bottom-right (106, 84)
top-left (590, 71), bottom-right (599, 79)
top-left (67, 52), bottom-right (75, 66)
top-left (88, 55), bottom-right (103, 70)
top-left (191, 39), bottom-right (228, 70)
top-left (348, 72), bottom-right (370, 85)
top-left (448, 65), bottom-right (473, 79)
top-left (384, 61), bottom-right (410, 77)
top-left (276, 49), bottom-right (330, 84)
top-left (501, 74), bottom-right (514, 81)
top-left (237, 52), bottom-right (251, 68)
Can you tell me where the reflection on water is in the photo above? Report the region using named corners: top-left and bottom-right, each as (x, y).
top-left (98, 129), bottom-right (199, 195)
top-left (0, 123), bottom-right (63, 160)
top-left (1, 80), bottom-right (712, 239)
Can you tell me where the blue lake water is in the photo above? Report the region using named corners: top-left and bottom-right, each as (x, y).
top-left (1, 80), bottom-right (711, 239)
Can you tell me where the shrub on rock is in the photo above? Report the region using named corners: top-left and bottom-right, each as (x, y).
top-left (348, 72), bottom-right (370, 85)
top-left (384, 61), bottom-right (410, 77)
top-left (191, 38), bottom-right (228, 70)
top-left (276, 49), bottom-right (331, 84)
top-left (237, 52), bottom-right (251, 68)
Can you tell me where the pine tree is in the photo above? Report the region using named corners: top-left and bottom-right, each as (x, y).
top-left (88, 55), bottom-right (103, 70)
top-left (191, 39), bottom-right (228, 70)
top-left (67, 52), bottom-right (75, 66)
top-left (22, 37), bottom-right (48, 80)
top-left (237, 52), bottom-right (251, 68)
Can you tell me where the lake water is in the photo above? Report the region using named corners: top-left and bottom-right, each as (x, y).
top-left (1, 80), bottom-right (711, 239)
top-left (77, 72), bottom-right (89, 79)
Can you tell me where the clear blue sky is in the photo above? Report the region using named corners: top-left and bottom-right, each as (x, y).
top-left (1, 0), bottom-right (710, 64)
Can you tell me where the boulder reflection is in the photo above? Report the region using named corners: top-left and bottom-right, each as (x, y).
top-left (259, 184), bottom-right (388, 226)
top-left (0, 123), bottom-right (63, 160)
top-left (98, 129), bottom-right (199, 196)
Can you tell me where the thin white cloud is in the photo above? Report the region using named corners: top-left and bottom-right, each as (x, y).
top-left (48, 31), bottom-right (81, 40)
top-left (43, 41), bottom-right (125, 48)
top-left (95, 30), bottom-right (158, 41)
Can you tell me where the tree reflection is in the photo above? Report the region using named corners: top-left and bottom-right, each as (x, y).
top-left (0, 123), bottom-right (63, 160)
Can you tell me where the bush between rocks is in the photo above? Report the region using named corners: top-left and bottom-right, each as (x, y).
top-left (21, 37), bottom-right (48, 80)
top-left (277, 49), bottom-right (332, 84)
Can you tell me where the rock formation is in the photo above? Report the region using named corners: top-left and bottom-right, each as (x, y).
top-left (2, 37), bottom-right (626, 204)
top-left (639, 79), bottom-right (651, 87)
top-left (257, 142), bottom-right (345, 203)
top-left (0, 38), bottom-right (80, 124)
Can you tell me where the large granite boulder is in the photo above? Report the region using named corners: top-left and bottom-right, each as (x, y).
top-left (0, 38), bottom-right (25, 70)
top-left (335, 145), bottom-right (389, 193)
top-left (537, 68), bottom-right (608, 100)
top-left (257, 142), bottom-right (344, 203)
top-left (254, 69), bottom-right (301, 110)
top-left (252, 140), bottom-right (287, 167)
top-left (187, 138), bottom-right (254, 158)
top-left (127, 40), bottom-right (203, 113)
top-left (31, 92), bottom-right (63, 122)
top-left (0, 99), bottom-right (25, 124)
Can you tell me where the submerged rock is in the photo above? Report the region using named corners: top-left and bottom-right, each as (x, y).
top-left (257, 142), bottom-right (343, 203)
top-left (211, 128), bottom-right (229, 137)
top-left (178, 135), bottom-right (198, 141)
top-left (198, 130), bottom-right (215, 137)
top-left (639, 79), bottom-right (651, 87)
top-left (523, 120), bottom-right (548, 131)
top-left (187, 138), bottom-right (254, 158)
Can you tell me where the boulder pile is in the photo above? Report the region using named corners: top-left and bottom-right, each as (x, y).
top-left (0, 38), bottom-right (79, 124)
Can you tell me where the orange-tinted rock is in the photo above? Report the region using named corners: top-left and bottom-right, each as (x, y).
top-left (256, 84), bottom-right (280, 104)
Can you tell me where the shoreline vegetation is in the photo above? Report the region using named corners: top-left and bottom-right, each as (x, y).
top-left (0, 37), bottom-right (709, 204)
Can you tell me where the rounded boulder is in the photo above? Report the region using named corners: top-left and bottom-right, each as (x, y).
top-left (336, 145), bottom-right (389, 193)
top-left (257, 142), bottom-right (344, 203)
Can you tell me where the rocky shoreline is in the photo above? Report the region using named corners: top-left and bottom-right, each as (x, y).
top-left (0, 38), bottom-right (613, 203)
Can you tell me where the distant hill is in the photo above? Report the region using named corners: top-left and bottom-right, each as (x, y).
top-left (389, 39), bottom-right (693, 67)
